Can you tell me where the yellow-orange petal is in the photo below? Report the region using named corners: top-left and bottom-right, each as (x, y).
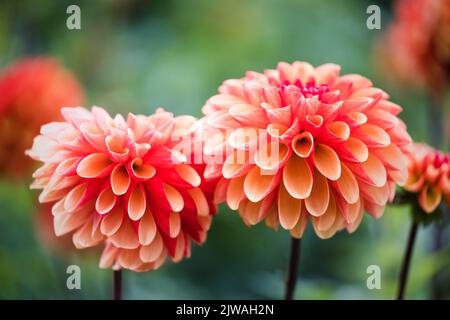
top-left (163, 183), bottom-right (184, 212)
top-left (64, 183), bottom-right (87, 212)
top-left (334, 163), bottom-right (359, 204)
top-left (244, 166), bottom-right (278, 203)
top-left (100, 207), bottom-right (124, 236)
top-left (188, 188), bottom-right (210, 216)
top-left (418, 185), bottom-right (442, 213)
top-left (292, 132), bottom-right (314, 158)
top-left (175, 164), bottom-right (201, 187)
top-left (169, 211), bottom-right (181, 238)
top-left (128, 184), bottom-right (146, 221)
top-left (138, 211), bottom-right (157, 246)
top-left (360, 154), bottom-right (387, 187)
top-left (139, 232), bottom-right (164, 263)
top-left (312, 144), bottom-right (341, 181)
top-left (95, 186), bottom-right (116, 214)
top-left (110, 218), bottom-right (140, 249)
top-left (283, 155), bottom-right (313, 199)
top-left (76, 153), bottom-right (112, 178)
top-left (305, 170), bottom-right (330, 216)
top-left (278, 183), bottom-right (302, 230)
top-left (111, 164), bottom-right (130, 195)
top-left (226, 176), bottom-right (245, 210)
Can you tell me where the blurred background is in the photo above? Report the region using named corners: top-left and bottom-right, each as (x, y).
top-left (0, 0), bottom-right (449, 299)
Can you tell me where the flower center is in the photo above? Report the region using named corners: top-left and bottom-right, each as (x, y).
top-left (280, 80), bottom-right (330, 99)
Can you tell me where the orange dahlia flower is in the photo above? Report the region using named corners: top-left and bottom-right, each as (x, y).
top-left (381, 0), bottom-right (450, 93)
top-left (27, 107), bottom-right (216, 271)
top-left (201, 61), bottom-right (412, 239)
top-left (0, 57), bottom-right (84, 177)
top-left (404, 143), bottom-right (450, 213)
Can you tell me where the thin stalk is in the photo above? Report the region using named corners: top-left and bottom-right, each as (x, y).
top-left (397, 221), bottom-right (419, 300)
top-left (285, 237), bottom-right (301, 300)
top-left (113, 270), bottom-right (122, 300)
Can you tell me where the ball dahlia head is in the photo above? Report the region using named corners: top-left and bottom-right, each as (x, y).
top-left (0, 57), bottom-right (84, 177)
top-left (27, 107), bottom-right (217, 272)
top-left (201, 61), bottom-right (412, 239)
top-left (381, 0), bottom-right (450, 93)
top-left (404, 143), bottom-right (450, 213)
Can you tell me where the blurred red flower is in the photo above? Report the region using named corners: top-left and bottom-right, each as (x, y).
top-left (404, 143), bottom-right (450, 213)
top-left (0, 57), bottom-right (84, 177)
top-left (380, 0), bottom-right (450, 95)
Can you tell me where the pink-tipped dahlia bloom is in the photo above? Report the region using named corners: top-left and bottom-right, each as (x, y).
top-left (404, 143), bottom-right (450, 213)
top-left (201, 61), bottom-right (412, 239)
top-left (27, 107), bottom-right (217, 272)
top-left (380, 0), bottom-right (450, 93)
top-left (0, 57), bottom-right (84, 177)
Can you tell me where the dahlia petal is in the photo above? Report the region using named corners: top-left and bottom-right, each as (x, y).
top-left (359, 182), bottom-right (390, 206)
top-left (128, 184), bottom-right (146, 221)
top-left (64, 183), bottom-right (88, 212)
top-left (364, 201), bottom-right (384, 219)
top-left (334, 163), bottom-right (359, 204)
top-left (241, 200), bottom-right (262, 226)
top-left (376, 100), bottom-right (402, 116)
top-left (262, 104), bottom-right (292, 127)
top-left (292, 132), bottom-right (314, 158)
top-left (72, 218), bottom-right (104, 249)
top-left (99, 243), bottom-right (119, 269)
top-left (312, 144), bottom-right (341, 181)
top-left (226, 176), bottom-right (245, 210)
top-left (304, 115), bottom-right (324, 135)
top-left (340, 137), bottom-right (369, 163)
top-left (173, 165), bottom-right (200, 188)
top-left (283, 155), bottom-right (313, 199)
top-left (139, 232), bottom-right (164, 263)
top-left (79, 122), bottom-right (107, 151)
top-left (366, 109), bottom-right (400, 129)
top-left (105, 135), bottom-right (129, 163)
top-left (372, 144), bottom-right (406, 171)
top-left (254, 141), bottom-right (290, 172)
top-left (263, 86), bottom-right (282, 107)
top-left (229, 103), bottom-right (268, 127)
top-left (213, 177), bottom-right (228, 204)
top-left (419, 185), bottom-right (442, 213)
top-left (315, 194), bottom-right (337, 232)
top-left (129, 158), bottom-right (156, 181)
top-left (118, 249), bottom-right (142, 270)
top-left (111, 164), bottom-right (130, 195)
top-left (100, 207), bottom-right (124, 236)
top-left (305, 170), bottom-right (330, 216)
top-left (278, 183), bottom-right (302, 230)
top-left (228, 127), bottom-right (259, 150)
top-left (359, 154), bottom-right (387, 187)
top-left (61, 107), bottom-right (92, 128)
top-left (188, 188), bottom-right (210, 216)
top-left (138, 211), bottom-right (157, 246)
top-left (289, 210), bottom-right (308, 239)
top-left (322, 121), bottom-right (350, 143)
top-left (53, 205), bottom-right (91, 236)
top-left (355, 124), bottom-right (391, 148)
top-left (95, 186), bottom-right (116, 214)
top-left (163, 184), bottom-right (184, 212)
top-left (110, 218), bottom-right (140, 249)
top-left (169, 212), bottom-right (181, 238)
top-left (314, 63), bottom-right (341, 84)
top-left (76, 153), bottom-right (113, 178)
top-left (244, 166), bottom-right (279, 202)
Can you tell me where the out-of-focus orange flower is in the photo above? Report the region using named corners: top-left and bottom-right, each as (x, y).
top-left (380, 0), bottom-right (450, 94)
top-left (0, 57), bottom-right (84, 177)
top-left (27, 107), bottom-right (217, 272)
top-left (36, 203), bottom-right (76, 253)
top-left (201, 61), bottom-right (412, 239)
top-left (404, 143), bottom-right (450, 213)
